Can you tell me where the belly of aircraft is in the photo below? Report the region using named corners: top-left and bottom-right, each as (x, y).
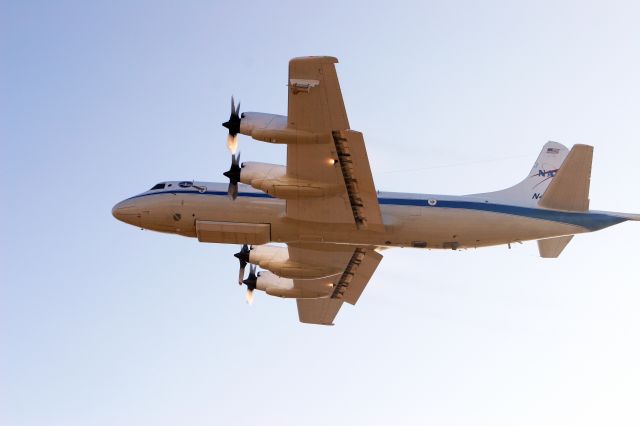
top-left (375, 206), bottom-right (584, 249)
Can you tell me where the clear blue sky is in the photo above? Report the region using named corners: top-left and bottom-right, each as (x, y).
top-left (2, 1), bottom-right (640, 425)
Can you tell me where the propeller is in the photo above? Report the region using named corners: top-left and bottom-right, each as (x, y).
top-left (242, 264), bottom-right (258, 305)
top-left (222, 152), bottom-right (241, 200)
top-left (222, 96), bottom-right (241, 155)
top-left (233, 244), bottom-right (250, 284)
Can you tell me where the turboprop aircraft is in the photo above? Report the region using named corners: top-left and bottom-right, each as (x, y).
top-left (113, 56), bottom-right (639, 325)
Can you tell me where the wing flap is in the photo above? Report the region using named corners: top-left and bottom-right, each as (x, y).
top-left (331, 130), bottom-right (383, 230)
top-left (330, 248), bottom-right (383, 305)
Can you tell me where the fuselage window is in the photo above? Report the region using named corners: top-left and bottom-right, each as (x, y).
top-left (150, 183), bottom-right (166, 190)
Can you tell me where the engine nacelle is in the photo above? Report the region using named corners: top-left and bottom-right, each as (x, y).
top-left (256, 271), bottom-right (333, 299)
top-left (240, 162), bottom-right (286, 186)
top-left (240, 162), bottom-right (342, 199)
top-left (248, 245), bottom-right (343, 279)
top-left (239, 112), bottom-right (287, 137)
top-left (239, 112), bottom-right (332, 145)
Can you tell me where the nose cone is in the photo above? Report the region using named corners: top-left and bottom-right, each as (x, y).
top-left (112, 200), bottom-right (142, 227)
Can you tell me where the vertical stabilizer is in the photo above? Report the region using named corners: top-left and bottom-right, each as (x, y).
top-left (473, 141), bottom-right (569, 206)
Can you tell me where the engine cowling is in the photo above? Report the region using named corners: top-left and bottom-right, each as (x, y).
top-left (239, 162), bottom-right (342, 199)
top-left (239, 112), bottom-right (332, 145)
top-left (240, 162), bottom-right (286, 186)
top-left (256, 271), bottom-right (333, 299)
top-left (248, 245), bottom-right (343, 279)
top-left (239, 112), bottom-right (287, 137)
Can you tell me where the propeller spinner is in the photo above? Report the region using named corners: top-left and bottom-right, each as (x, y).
top-left (222, 97), bottom-right (243, 199)
top-left (222, 152), bottom-right (241, 200)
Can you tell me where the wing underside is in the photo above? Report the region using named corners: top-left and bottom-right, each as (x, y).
top-left (289, 243), bottom-right (383, 325)
top-left (233, 57), bottom-right (386, 325)
top-left (285, 57), bottom-right (383, 231)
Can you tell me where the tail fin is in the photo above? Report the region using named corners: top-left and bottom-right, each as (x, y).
top-left (474, 141), bottom-right (569, 206)
top-left (538, 144), bottom-right (592, 211)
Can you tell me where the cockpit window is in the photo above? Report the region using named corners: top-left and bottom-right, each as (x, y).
top-left (150, 183), bottom-right (165, 190)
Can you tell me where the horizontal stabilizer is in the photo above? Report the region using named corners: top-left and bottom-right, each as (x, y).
top-left (539, 144), bottom-right (593, 212)
top-left (537, 235), bottom-right (574, 258)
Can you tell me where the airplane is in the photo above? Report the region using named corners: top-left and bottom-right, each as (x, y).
top-left (112, 56), bottom-right (639, 326)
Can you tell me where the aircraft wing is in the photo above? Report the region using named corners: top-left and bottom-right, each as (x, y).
top-left (288, 242), bottom-right (383, 325)
top-left (286, 56), bottom-right (383, 230)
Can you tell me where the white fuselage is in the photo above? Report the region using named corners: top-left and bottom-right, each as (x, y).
top-left (112, 181), bottom-right (627, 250)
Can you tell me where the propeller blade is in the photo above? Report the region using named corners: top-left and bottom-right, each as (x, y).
top-left (223, 153), bottom-right (241, 200)
top-left (234, 244), bottom-right (250, 284)
top-left (222, 96), bottom-right (241, 137)
top-left (227, 182), bottom-right (238, 200)
top-left (238, 264), bottom-right (245, 284)
top-left (242, 265), bottom-right (257, 288)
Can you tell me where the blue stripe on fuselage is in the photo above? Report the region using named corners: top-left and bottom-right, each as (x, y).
top-left (377, 198), bottom-right (625, 231)
top-left (125, 190), bottom-right (626, 231)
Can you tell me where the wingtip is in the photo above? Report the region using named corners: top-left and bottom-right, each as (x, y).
top-left (289, 56), bottom-right (339, 65)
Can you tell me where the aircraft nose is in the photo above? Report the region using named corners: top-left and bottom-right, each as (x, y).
top-left (112, 200), bottom-right (142, 226)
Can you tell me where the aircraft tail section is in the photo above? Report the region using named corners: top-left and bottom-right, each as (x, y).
top-left (538, 144), bottom-right (592, 212)
top-left (473, 141), bottom-right (569, 206)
